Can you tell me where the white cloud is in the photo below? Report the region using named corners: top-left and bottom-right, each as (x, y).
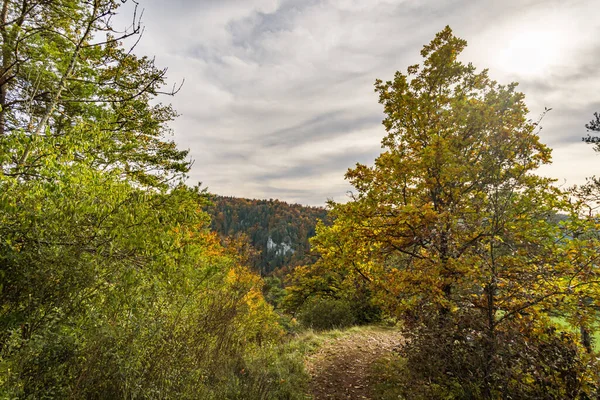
top-left (120, 0), bottom-right (600, 205)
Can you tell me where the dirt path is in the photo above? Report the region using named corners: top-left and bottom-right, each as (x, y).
top-left (305, 326), bottom-right (404, 400)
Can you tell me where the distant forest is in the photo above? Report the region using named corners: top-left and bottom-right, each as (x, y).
top-left (207, 196), bottom-right (328, 275)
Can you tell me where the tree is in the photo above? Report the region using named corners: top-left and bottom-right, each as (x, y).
top-left (583, 112), bottom-right (600, 147)
top-left (0, 0), bottom-right (189, 188)
top-left (577, 112), bottom-right (600, 213)
top-left (306, 26), bottom-right (600, 398)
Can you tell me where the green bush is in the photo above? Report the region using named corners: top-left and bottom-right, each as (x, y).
top-left (296, 297), bottom-right (356, 330)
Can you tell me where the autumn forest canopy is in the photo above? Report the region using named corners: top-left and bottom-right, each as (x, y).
top-left (1, 1), bottom-right (600, 399)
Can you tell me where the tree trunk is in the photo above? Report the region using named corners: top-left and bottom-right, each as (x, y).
top-left (581, 326), bottom-right (592, 353)
top-left (0, 0), bottom-right (10, 136)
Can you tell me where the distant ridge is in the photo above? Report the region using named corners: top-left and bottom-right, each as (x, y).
top-left (206, 195), bottom-right (328, 275)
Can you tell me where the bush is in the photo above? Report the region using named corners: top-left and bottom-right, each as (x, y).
top-left (372, 312), bottom-right (600, 400)
top-left (296, 297), bottom-right (356, 330)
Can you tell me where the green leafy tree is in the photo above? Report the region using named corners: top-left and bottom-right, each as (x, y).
top-left (0, 0), bottom-right (189, 187)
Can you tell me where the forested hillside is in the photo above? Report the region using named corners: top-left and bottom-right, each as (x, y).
top-left (208, 196), bottom-right (328, 275)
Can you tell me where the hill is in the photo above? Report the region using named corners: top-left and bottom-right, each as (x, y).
top-left (207, 195), bottom-right (328, 275)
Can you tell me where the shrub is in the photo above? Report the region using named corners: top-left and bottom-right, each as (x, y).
top-left (296, 297), bottom-right (356, 330)
top-left (372, 312), bottom-right (600, 400)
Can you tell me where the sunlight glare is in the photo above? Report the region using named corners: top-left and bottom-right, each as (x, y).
top-left (495, 27), bottom-right (566, 77)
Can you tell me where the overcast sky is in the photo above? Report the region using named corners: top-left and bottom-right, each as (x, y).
top-left (119, 0), bottom-right (600, 206)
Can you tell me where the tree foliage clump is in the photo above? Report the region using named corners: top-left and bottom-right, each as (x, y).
top-left (576, 112), bottom-right (600, 214)
top-left (0, 0), bottom-right (189, 188)
top-left (0, 167), bottom-right (289, 398)
top-left (283, 256), bottom-right (382, 329)
top-left (583, 112), bottom-right (600, 146)
top-left (289, 26), bottom-right (600, 398)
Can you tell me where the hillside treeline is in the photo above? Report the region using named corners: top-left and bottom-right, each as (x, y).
top-left (208, 196), bottom-right (328, 275)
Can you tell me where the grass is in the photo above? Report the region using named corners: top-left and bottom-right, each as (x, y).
top-left (268, 324), bottom-right (399, 399)
top-left (550, 316), bottom-right (600, 352)
top-left (284, 324), bottom-right (384, 359)
top-left (550, 316), bottom-right (600, 346)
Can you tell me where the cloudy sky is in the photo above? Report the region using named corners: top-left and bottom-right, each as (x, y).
top-left (118, 0), bottom-right (600, 206)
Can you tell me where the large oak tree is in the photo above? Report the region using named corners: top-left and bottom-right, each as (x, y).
top-left (303, 27), bottom-right (600, 398)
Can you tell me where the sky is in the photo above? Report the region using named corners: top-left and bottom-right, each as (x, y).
top-left (117, 0), bottom-right (600, 206)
